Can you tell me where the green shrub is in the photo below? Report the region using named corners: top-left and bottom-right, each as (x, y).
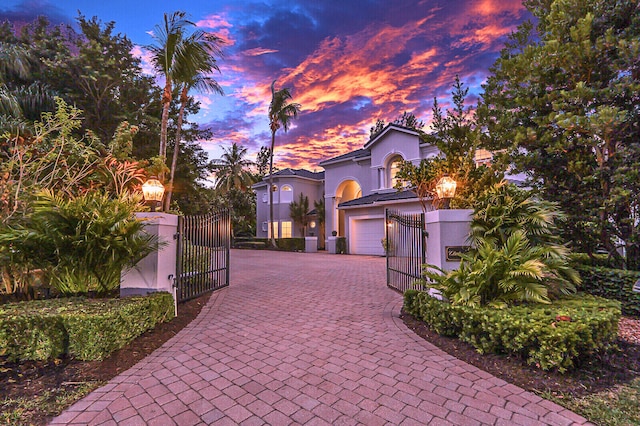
top-left (0, 315), bottom-right (66, 361)
top-left (570, 253), bottom-right (620, 269)
top-left (404, 290), bottom-right (620, 373)
top-left (0, 190), bottom-right (158, 295)
top-left (276, 238), bottom-right (305, 252)
top-left (0, 293), bottom-right (174, 361)
top-left (576, 265), bottom-right (640, 317)
top-left (336, 236), bottom-right (346, 254)
top-left (425, 182), bottom-right (580, 307)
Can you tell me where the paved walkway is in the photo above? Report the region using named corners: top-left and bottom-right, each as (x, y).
top-left (51, 250), bottom-right (590, 425)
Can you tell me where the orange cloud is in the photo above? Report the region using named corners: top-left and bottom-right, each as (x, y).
top-left (243, 47), bottom-right (279, 56)
top-left (196, 14), bottom-right (235, 47)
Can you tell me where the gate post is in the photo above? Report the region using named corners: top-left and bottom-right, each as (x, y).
top-left (425, 209), bottom-right (473, 271)
top-left (120, 213), bottom-right (178, 314)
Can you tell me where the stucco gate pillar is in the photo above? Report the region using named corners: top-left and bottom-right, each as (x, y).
top-left (120, 212), bottom-right (178, 315)
top-left (425, 209), bottom-right (473, 271)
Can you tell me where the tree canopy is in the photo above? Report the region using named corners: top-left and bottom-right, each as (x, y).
top-left (478, 0), bottom-right (640, 268)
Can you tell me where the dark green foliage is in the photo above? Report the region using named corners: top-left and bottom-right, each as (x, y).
top-left (569, 253), bottom-right (620, 269)
top-left (576, 265), bottom-right (640, 317)
top-left (0, 314), bottom-right (66, 361)
top-left (479, 0), bottom-right (640, 268)
top-left (404, 290), bottom-right (620, 373)
top-left (336, 236), bottom-right (347, 254)
top-left (275, 238), bottom-right (305, 252)
top-left (424, 182), bottom-right (580, 307)
top-left (0, 293), bottom-right (174, 361)
top-left (0, 190), bottom-right (158, 295)
top-left (233, 238), bottom-right (304, 251)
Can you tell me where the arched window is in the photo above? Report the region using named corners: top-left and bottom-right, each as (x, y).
top-left (388, 156), bottom-right (403, 188)
top-left (280, 185), bottom-right (293, 203)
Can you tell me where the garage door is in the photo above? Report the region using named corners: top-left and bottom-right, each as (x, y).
top-left (351, 218), bottom-right (385, 255)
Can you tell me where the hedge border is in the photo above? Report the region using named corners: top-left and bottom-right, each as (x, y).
top-left (576, 265), bottom-right (640, 317)
top-left (0, 292), bottom-right (174, 361)
top-left (403, 290), bottom-right (620, 373)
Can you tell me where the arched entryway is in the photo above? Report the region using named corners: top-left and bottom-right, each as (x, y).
top-left (334, 179), bottom-right (361, 236)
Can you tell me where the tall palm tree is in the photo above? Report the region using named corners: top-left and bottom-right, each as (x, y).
top-left (211, 143), bottom-right (256, 193)
top-left (268, 80), bottom-right (301, 247)
top-left (148, 11), bottom-right (223, 190)
top-left (165, 52), bottom-right (224, 210)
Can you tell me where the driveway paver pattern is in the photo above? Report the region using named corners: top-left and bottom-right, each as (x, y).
top-left (51, 250), bottom-right (590, 425)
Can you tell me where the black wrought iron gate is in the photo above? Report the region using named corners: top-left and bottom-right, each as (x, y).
top-left (176, 210), bottom-right (230, 302)
top-left (385, 209), bottom-right (426, 293)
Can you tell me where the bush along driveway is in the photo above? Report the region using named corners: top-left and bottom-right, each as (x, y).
top-left (52, 250), bottom-right (589, 425)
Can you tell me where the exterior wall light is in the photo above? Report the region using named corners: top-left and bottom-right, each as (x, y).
top-left (142, 177), bottom-right (165, 212)
top-left (309, 221), bottom-right (316, 229)
top-left (435, 174), bottom-right (457, 209)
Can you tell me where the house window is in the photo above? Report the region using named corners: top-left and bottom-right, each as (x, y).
top-left (388, 156), bottom-right (403, 188)
top-left (280, 185), bottom-right (293, 203)
top-left (281, 221), bottom-right (292, 238)
top-left (475, 149), bottom-right (493, 166)
top-left (262, 221), bottom-right (268, 232)
top-left (271, 185), bottom-right (279, 204)
top-left (262, 192), bottom-right (267, 203)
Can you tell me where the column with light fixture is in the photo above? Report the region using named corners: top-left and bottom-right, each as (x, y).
top-left (426, 175), bottom-right (473, 271)
top-left (121, 177), bottom-right (178, 316)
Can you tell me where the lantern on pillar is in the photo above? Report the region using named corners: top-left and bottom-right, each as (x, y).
top-left (435, 174), bottom-right (457, 209)
top-left (142, 177), bottom-right (165, 212)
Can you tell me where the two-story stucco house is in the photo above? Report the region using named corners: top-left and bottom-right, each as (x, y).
top-left (253, 168), bottom-right (325, 239)
top-left (320, 123), bottom-right (440, 256)
top-left (254, 123), bottom-right (443, 255)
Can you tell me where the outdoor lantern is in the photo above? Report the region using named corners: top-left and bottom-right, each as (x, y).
top-left (142, 177), bottom-right (165, 212)
top-left (309, 221), bottom-right (316, 229)
top-left (435, 174), bottom-right (457, 208)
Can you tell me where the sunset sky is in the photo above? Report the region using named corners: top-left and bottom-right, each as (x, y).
top-left (1, 0), bottom-right (530, 171)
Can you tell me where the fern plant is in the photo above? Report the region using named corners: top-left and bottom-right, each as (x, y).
top-left (424, 182), bottom-right (580, 307)
top-left (0, 190), bottom-right (158, 295)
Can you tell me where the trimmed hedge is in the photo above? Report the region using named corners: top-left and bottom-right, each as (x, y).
top-left (0, 292), bottom-right (174, 361)
top-left (576, 265), bottom-right (640, 317)
top-left (233, 237), bottom-right (305, 252)
top-left (404, 290), bottom-right (620, 373)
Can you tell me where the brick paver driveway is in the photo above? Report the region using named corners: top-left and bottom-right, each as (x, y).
top-left (52, 250), bottom-right (589, 425)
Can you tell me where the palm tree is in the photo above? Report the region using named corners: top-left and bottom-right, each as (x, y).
top-left (289, 193), bottom-right (309, 236)
top-left (268, 80), bottom-right (301, 247)
top-left (211, 143), bottom-right (256, 193)
top-left (165, 57), bottom-right (224, 210)
top-left (148, 11), bottom-right (223, 190)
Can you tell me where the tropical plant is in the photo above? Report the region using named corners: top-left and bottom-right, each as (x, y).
top-left (148, 11), bottom-right (224, 191)
top-left (424, 182), bottom-right (580, 307)
top-left (289, 193), bottom-right (310, 236)
top-left (0, 190), bottom-right (158, 295)
top-left (166, 69), bottom-right (223, 210)
top-left (267, 80), bottom-right (301, 246)
top-left (393, 77), bottom-right (500, 211)
top-left (211, 143), bottom-right (256, 193)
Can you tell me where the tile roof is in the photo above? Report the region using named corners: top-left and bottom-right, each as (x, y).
top-left (338, 190), bottom-right (424, 207)
top-left (318, 148), bottom-right (370, 165)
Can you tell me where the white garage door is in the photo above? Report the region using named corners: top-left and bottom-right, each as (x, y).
top-left (351, 218), bottom-right (385, 255)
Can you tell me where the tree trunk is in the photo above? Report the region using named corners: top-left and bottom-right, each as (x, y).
top-left (268, 130), bottom-right (277, 248)
top-left (159, 78), bottom-right (172, 182)
top-left (164, 87), bottom-right (187, 211)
